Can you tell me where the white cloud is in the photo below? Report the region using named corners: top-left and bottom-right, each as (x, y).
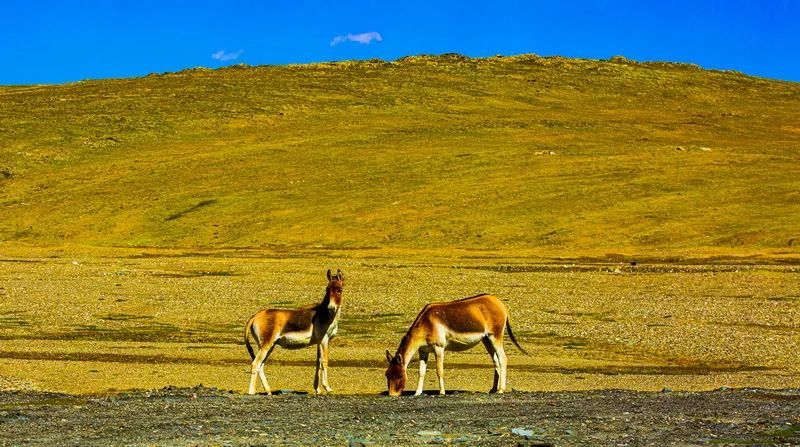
top-left (330, 32), bottom-right (382, 47)
top-left (211, 49), bottom-right (244, 61)
top-left (330, 35), bottom-right (348, 46)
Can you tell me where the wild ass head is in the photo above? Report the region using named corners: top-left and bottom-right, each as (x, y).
top-left (325, 269), bottom-right (344, 313)
top-left (384, 351), bottom-right (406, 396)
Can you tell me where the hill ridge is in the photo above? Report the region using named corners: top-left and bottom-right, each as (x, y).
top-left (1, 54), bottom-right (798, 257)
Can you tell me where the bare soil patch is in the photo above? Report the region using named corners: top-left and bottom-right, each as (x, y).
top-left (1, 387), bottom-right (798, 446)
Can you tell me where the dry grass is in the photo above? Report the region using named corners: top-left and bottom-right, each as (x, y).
top-left (1, 54), bottom-right (798, 394)
top-left (1, 253), bottom-right (797, 394)
top-left (1, 55), bottom-right (799, 258)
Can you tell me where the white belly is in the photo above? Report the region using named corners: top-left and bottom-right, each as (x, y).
top-left (445, 331), bottom-right (486, 351)
top-left (276, 329), bottom-right (313, 349)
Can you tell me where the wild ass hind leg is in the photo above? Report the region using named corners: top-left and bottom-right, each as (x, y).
top-left (482, 338), bottom-right (500, 393)
top-left (415, 351), bottom-right (430, 396)
top-left (257, 345), bottom-right (275, 393)
top-left (249, 343), bottom-right (276, 395)
top-left (433, 345), bottom-right (446, 395)
top-left (488, 336), bottom-right (508, 393)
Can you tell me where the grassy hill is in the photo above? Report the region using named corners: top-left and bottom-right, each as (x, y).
top-left (1, 54), bottom-right (799, 259)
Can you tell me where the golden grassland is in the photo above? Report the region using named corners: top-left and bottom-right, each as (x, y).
top-left (1, 54), bottom-right (799, 394)
top-left (0, 252), bottom-right (798, 394)
top-left (1, 54), bottom-right (799, 257)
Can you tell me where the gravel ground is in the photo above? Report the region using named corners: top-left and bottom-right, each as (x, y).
top-left (1, 387), bottom-right (798, 446)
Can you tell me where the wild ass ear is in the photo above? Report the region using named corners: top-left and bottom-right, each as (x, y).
top-left (396, 353), bottom-right (404, 364)
top-left (336, 269), bottom-right (343, 280)
top-left (327, 269), bottom-right (332, 281)
top-left (385, 350), bottom-right (393, 364)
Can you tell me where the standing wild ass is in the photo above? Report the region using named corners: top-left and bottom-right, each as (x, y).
top-left (244, 269), bottom-right (343, 395)
top-left (385, 294), bottom-right (528, 396)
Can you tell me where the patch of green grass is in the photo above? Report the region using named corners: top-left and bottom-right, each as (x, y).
top-left (768, 424), bottom-right (800, 438)
top-left (766, 295), bottom-right (800, 302)
top-left (97, 313), bottom-right (151, 322)
top-left (149, 270), bottom-right (239, 278)
top-left (0, 312), bottom-right (30, 328)
top-left (710, 424), bottom-right (800, 445)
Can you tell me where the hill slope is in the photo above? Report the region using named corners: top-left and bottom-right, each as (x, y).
top-left (1, 55), bottom-right (799, 258)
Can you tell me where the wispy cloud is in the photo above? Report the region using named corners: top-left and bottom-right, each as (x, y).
top-left (330, 32), bottom-right (382, 47)
top-left (211, 49), bottom-right (244, 62)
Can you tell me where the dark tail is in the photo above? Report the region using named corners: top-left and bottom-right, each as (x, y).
top-left (243, 315), bottom-right (256, 360)
top-left (505, 317), bottom-right (530, 356)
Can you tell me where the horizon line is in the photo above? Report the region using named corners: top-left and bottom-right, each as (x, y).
top-left (1, 52), bottom-right (796, 87)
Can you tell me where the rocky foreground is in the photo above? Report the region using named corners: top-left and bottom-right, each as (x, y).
top-left (1, 387), bottom-right (798, 446)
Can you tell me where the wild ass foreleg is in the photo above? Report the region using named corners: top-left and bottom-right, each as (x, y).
top-left (320, 337), bottom-right (332, 392)
top-left (415, 351), bottom-right (429, 396)
top-left (314, 337), bottom-right (332, 394)
top-left (433, 345), bottom-right (446, 395)
top-left (313, 343), bottom-right (322, 394)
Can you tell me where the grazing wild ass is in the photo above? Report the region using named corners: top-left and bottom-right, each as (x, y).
top-left (244, 269), bottom-right (344, 395)
top-left (385, 294), bottom-right (528, 396)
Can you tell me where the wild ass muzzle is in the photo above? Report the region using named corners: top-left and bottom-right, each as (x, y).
top-left (385, 293), bottom-right (528, 396)
top-left (244, 269), bottom-right (344, 395)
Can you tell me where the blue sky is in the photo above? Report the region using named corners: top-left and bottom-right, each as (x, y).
top-left (1, 0), bottom-right (799, 85)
